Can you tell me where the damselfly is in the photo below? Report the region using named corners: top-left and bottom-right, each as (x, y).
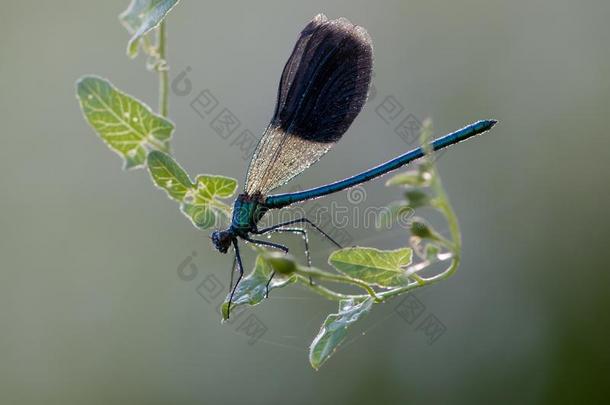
top-left (210, 14), bottom-right (497, 316)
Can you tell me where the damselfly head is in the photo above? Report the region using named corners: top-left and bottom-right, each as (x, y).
top-left (211, 229), bottom-right (233, 254)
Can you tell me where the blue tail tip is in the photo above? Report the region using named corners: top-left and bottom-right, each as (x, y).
top-left (485, 119), bottom-right (498, 128)
top-left (473, 119), bottom-right (498, 132)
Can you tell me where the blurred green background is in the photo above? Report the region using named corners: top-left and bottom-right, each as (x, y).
top-left (1, 0), bottom-right (609, 404)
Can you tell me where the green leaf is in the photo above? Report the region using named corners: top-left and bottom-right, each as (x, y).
top-left (404, 190), bottom-right (432, 209)
top-left (263, 252), bottom-right (298, 275)
top-left (147, 151), bottom-right (193, 201)
top-left (425, 243), bottom-right (442, 261)
top-left (386, 169), bottom-right (431, 188)
top-left (221, 254), bottom-right (297, 320)
top-left (193, 175), bottom-right (238, 200)
top-left (410, 219), bottom-right (437, 240)
top-left (180, 204), bottom-right (218, 229)
top-left (76, 76), bottom-right (173, 169)
top-left (119, 0), bottom-right (180, 57)
top-left (144, 152), bottom-right (237, 230)
top-left (309, 298), bottom-right (374, 370)
top-left (329, 247), bottom-right (413, 288)
top-left (179, 174), bottom-right (237, 230)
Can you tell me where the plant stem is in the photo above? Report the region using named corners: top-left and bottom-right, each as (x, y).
top-left (157, 21), bottom-right (169, 117)
top-left (296, 266), bottom-right (381, 301)
top-left (146, 137), bottom-right (169, 153)
top-left (428, 157), bottom-right (462, 278)
top-left (432, 181), bottom-right (461, 249)
top-left (296, 275), bottom-right (364, 301)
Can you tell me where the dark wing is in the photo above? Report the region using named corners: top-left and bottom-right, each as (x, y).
top-left (244, 14), bottom-right (373, 195)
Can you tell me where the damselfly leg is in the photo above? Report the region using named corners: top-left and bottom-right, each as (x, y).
top-left (226, 240), bottom-right (244, 319)
top-left (256, 217), bottom-right (344, 292)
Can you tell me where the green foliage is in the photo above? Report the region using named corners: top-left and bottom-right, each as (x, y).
top-left (147, 150), bottom-right (192, 200)
top-left (220, 253), bottom-right (297, 320)
top-left (385, 169), bottom-right (431, 188)
top-left (146, 151), bottom-right (237, 229)
top-left (403, 189), bottom-right (432, 209)
top-left (76, 76), bottom-right (173, 169)
top-left (309, 298), bottom-right (374, 370)
top-left (120, 0), bottom-right (180, 57)
top-left (77, 3), bottom-right (465, 370)
top-left (181, 175), bottom-right (238, 229)
top-left (410, 219), bottom-right (436, 239)
top-left (329, 247), bottom-right (413, 288)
